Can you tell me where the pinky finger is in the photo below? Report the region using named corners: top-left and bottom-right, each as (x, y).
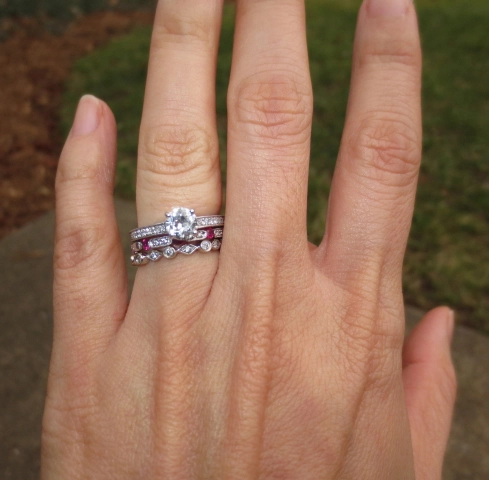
top-left (53, 95), bottom-right (127, 370)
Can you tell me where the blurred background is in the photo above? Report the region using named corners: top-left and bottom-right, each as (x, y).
top-left (1, 0), bottom-right (488, 331)
top-left (0, 0), bottom-right (488, 478)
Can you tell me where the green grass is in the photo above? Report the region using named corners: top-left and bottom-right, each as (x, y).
top-left (61, 1), bottom-right (489, 333)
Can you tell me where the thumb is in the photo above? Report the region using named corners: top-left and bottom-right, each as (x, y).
top-left (402, 307), bottom-right (457, 480)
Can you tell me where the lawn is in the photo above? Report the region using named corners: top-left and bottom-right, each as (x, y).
top-left (61, 0), bottom-right (489, 333)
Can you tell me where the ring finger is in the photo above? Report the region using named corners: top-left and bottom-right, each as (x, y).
top-left (128, 0), bottom-right (225, 334)
top-left (137, 0), bottom-right (224, 227)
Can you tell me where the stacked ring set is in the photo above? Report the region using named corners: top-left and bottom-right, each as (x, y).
top-left (130, 207), bottom-right (224, 266)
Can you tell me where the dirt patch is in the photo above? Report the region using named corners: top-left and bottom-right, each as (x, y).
top-left (0, 11), bottom-right (153, 239)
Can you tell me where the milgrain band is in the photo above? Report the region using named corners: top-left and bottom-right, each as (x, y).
top-left (131, 238), bottom-right (222, 266)
top-left (131, 228), bottom-right (224, 253)
top-left (130, 209), bottom-right (225, 241)
top-left (129, 207), bottom-right (224, 266)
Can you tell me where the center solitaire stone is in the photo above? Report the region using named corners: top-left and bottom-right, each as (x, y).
top-left (166, 207), bottom-right (196, 239)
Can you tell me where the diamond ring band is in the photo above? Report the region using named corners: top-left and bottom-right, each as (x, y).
top-left (129, 207), bottom-right (224, 266)
top-left (131, 228), bottom-right (223, 253)
top-left (131, 238), bottom-right (222, 266)
top-left (130, 207), bottom-right (224, 241)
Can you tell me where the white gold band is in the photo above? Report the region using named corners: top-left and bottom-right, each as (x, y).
top-left (129, 207), bottom-right (224, 266)
top-left (130, 207), bottom-right (224, 241)
top-left (131, 238), bottom-right (222, 266)
top-left (131, 228), bottom-right (224, 253)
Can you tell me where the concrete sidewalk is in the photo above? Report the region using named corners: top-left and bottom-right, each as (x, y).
top-left (1, 200), bottom-right (488, 479)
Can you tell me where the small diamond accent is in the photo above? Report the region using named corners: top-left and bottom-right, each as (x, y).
top-left (178, 244), bottom-right (199, 255)
top-left (196, 216), bottom-right (224, 227)
top-left (131, 224), bottom-right (166, 240)
top-left (163, 246), bottom-right (176, 259)
top-left (186, 230), bottom-right (208, 241)
top-left (211, 239), bottom-right (221, 250)
top-left (131, 241), bottom-right (142, 252)
top-left (148, 250), bottom-right (162, 261)
top-left (200, 240), bottom-right (212, 252)
top-left (213, 228), bottom-right (223, 238)
top-left (148, 236), bottom-right (172, 249)
top-left (131, 254), bottom-right (142, 265)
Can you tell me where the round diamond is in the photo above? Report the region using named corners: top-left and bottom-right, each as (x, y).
top-left (200, 240), bottom-right (212, 252)
top-left (149, 250), bottom-right (162, 261)
top-left (163, 246), bottom-right (176, 259)
top-left (131, 241), bottom-right (142, 252)
top-left (166, 207), bottom-right (196, 240)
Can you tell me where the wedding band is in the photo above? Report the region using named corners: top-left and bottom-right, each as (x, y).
top-left (129, 207), bottom-right (224, 266)
top-left (131, 238), bottom-right (222, 266)
top-left (130, 207), bottom-right (224, 241)
top-left (131, 228), bottom-right (223, 253)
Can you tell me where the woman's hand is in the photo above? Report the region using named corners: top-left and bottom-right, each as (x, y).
top-left (42, 0), bottom-right (456, 478)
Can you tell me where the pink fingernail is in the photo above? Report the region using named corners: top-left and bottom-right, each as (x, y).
top-left (367, 0), bottom-right (409, 18)
top-left (71, 94), bottom-right (101, 137)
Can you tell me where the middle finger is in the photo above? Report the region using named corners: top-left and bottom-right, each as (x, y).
top-left (224, 0), bottom-right (313, 262)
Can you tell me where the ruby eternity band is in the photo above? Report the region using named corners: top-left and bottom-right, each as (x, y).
top-left (130, 207), bottom-right (225, 266)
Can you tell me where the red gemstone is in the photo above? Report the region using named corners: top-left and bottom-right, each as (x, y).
top-left (141, 238), bottom-right (150, 251)
top-left (206, 228), bottom-right (215, 240)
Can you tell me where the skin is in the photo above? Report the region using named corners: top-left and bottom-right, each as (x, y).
top-left (41, 0), bottom-right (457, 478)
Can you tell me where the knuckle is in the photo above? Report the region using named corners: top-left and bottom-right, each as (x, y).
top-left (231, 72), bottom-right (312, 147)
top-left (341, 325), bottom-right (393, 383)
top-left (346, 114), bottom-right (421, 187)
top-left (138, 121), bottom-right (218, 187)
top-left (55, 144), bottom-right (102, 190)
top-left (152, 14), bottom-right (211, 46)
top-left (360, 37), bottom-right (421, 71)
top-left (42, 384), bottom-right (98, 448)
top-left (336, 301), bottom-right (405, 387)
top-left (53, 283), bottom-right (92, 322)
top-left (54, 217), bottom-right (107, 272)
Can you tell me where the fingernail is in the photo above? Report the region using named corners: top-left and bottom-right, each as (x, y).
top-left (71, 94), bottom-right (101, 137)
top-left (447, 309), bottom-right (455, 344)
top-left (367, 0), bottom-right (410, 17)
